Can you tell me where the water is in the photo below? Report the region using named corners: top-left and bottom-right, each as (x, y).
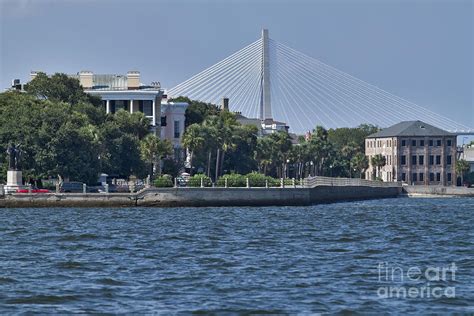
top-left (0, 197), bottom-right (473, 314)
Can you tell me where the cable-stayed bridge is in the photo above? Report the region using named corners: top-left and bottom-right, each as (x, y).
top-left (168, 29), bottom-right (473, 135)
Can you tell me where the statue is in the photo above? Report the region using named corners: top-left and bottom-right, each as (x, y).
top-left (6, 144), bottom-right (21, 171)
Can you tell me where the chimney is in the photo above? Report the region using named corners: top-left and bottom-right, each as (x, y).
top-left (79, 71), bottom-right (93, 89)
top-left (127, 71), bottom-right (140, 89)
top-left (11, 79), bottom-right (21, 91)
top-left (221, 97), bottom-right (229, 111)
top-left (30, 71), bottom-right (39, 81)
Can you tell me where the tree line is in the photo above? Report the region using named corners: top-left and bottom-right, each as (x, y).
top-left (0, 73), bottom-right (172, 185)
top-left (178, 96), bottom-right (381, 181)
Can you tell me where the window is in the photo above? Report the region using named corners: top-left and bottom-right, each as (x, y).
top-left (401, 173), bottom-right (406, 181)
top-left (402, 140), bottom-right (406, 146)
top-left (447, 173), bottom-right (452, 182)
top-left (174, 120), bottom-right (180, 138)
top-left (411, 155), bottom-right (417, 165)
top-left (419, 173), bottom-right (424, 182)
top-left (447, 139), bottom-right (452, 147)
top-left (411, 140), bottom-right (417, 147)
top-left (161, 116), bottom-right (167, 126)
top-left (139, 100), bottom-right (153, 116)
top-left (430, 173), bottom-right (434, 182)
top-left (419, 140), bottom-right (425, 147)
top-left (436, 155), bottom-right (441, 165)
top-left (447, 155), bottom-right (452, 165)
top-left (429, 140), bottom-right (433, 146)
top-left (419, 155), bottom-right (424, 165)
top-left (110, 100), bottom-right (116, 113)
top-left (436, 140), bottom-right (441, 146)
top-left (436, 173), bottom-right (441, 182)
top-left (401, 155), bottom-right (406, 165)
top-left (412, 173), bottom-right (417, 182)
top-left (429, 155), bottom-right (434, 165)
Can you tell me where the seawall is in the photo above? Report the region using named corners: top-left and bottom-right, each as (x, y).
top-left (0, 185), bottom-right (402, 208)
top-left (402, 186), bottom-right (474, 197)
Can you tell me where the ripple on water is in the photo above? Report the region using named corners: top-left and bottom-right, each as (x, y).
top-left (6, 295), bottom-right (80, 305)
top-left (0, 198), bottom-right (473, 314)
top-left (58, 233), bottom-right (100, 242)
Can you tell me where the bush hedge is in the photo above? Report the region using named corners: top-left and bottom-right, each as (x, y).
top-left (154, 175), bottom-right (173, 187)
top-left (216, 172), bottom-right (292, 187)
top-left (188, 174), bottom-right (212, 187)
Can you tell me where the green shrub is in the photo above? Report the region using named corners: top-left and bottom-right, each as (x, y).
top-left (245, 172), bottom-right (280, 187)
top-left (154, 175), bottom-right (173, 187)
top-left (188, 174), bottom-right (212, 187)
top-left (215, 172), bottom-right (285, 187)
top-left (217, 173), bottom-right (245, 187)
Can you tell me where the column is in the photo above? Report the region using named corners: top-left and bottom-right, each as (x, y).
top-left (424, 136), bottom-right (429, 185)
top-left (452, 138), bottom-right (457, 186)
top-left (152, 98), bottom-right (156, 126)
top-left (106, 100), bottom-right (110, 114)
top-left (407, 139), bottom-right (412, 184)
top-left (441, 137), bottom-right (445, 186)
top-left (130, 100), bottom-right (134, 114)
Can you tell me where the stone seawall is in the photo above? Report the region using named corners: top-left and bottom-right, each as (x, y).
top-left (0, 186), bottom-right (402, 208)
top-left (402, 186), bottom-right (474, 197)
top-left (310, 185), bottom-right (401, 203)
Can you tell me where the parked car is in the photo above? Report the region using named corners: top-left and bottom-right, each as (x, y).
top-left (61, 182), bottom-right (84, 193)
top-left (98, 184), bottom-right (118, 193)
top-left (16, 188), bottom-right (50, 193)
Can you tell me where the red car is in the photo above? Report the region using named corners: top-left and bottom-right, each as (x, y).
top-left (16, 188), bottom-right (50, 193)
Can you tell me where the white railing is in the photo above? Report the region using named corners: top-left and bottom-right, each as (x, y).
top-left (303, 176), bottom-right (402, 188)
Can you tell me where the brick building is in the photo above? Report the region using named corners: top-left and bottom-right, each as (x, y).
top-left (365, 121), bottom-right (457, 185)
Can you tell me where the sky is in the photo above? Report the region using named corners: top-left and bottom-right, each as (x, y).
top-left (1, 0), bottom-right (473, 130)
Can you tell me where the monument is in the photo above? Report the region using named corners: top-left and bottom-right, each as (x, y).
top-left (5, 144), bottom-right (23, 193)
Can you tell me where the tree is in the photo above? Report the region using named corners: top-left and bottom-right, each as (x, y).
top-left (370, 154), bottom-right (386, 180)
top-left (0, 92), bottom-right (101, 184)
top-left (351, 153), bottom-right (369, 179)
top-left (182, 124), bottom-right (205, 175)
top-left (455, 159), bottom-right (470, 185)
top-left (328, 124), bottom-right (379, 151)
top-left (223, 124), bottom-right (258, 175)
top-left (268, 131), bottom-right (293, 178)
top-left (170, 96), bottom-right (220, 127)
top-left (140, 134), bottom-right (173, 178)
top-left (255, 136), bottom-right (274, 175)
top-left (113, 110), bottom-right (151, 140)
top-left (308, 126), bottom-right (333, 176)
top-left (25, 72), bottom-right (101, 106)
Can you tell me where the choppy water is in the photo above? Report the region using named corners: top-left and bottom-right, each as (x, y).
top-left (0, 197), bottom-right (473, 314)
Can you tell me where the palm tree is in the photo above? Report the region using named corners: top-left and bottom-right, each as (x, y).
top-left (140, 134), bottom-right (172, 178)
top-left (182, 124), bottom-right (205, 176)
top-left (351, 153), bottom-right (369, 179)
top-left (370, 154), bottom-right (386, 180)
top-left (269, 131), bottom-right (292, 178)
top-left (455, 159), bottom-right (470, 185)
top-left (255, 136), bottom-right (274, 175)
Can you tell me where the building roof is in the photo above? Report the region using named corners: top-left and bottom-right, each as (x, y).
top-left (367, 120), bottom-right (455, 138)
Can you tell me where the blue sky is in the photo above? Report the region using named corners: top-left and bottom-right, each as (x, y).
top-left (1, 0), bottom-right (472, 129)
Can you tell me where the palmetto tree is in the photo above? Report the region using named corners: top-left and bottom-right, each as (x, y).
top-left (140, 134), bottom-right (172, 178)
top-left (255, 136), bottom-right (274, 175)
top-left (455, 159), bottom-right (470, 185)
top-left (182, 124), bottom-right (205, 176)
top-left (370, 154), bottom-right (386, 180)
top-left (351, 153), bottom-right (369, 179)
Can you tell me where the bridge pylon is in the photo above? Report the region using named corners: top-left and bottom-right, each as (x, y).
top-left (260, 29), bottom-right (272, 121)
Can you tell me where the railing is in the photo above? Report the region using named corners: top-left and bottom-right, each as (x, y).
top-left (303, 176), bottom-right (402, 188)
